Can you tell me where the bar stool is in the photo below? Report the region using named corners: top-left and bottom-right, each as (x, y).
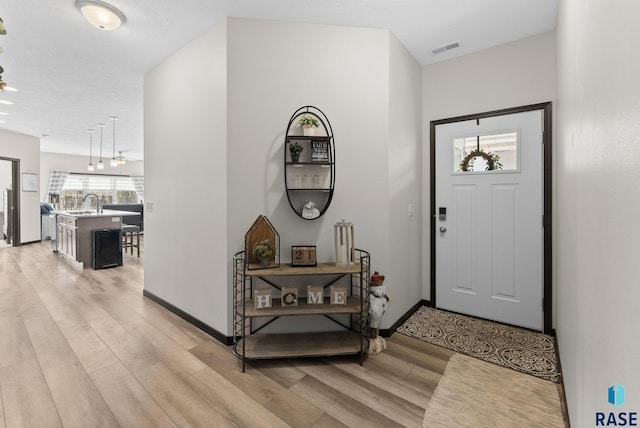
top-left (122, 224), bottom-right (140, 257)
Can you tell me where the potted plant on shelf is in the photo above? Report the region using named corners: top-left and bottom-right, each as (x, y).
top-left (299, 114), bottom-right (320, 136)
top-left (289, 142), bottom-right (304, 163)
top-left (253, 239), bottom-right (277, 266)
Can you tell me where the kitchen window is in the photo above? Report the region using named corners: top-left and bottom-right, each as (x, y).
top-left (60, 173), bottom-right (140, 211)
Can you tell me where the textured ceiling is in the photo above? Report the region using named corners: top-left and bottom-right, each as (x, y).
top-left (0, 0), bottom-right (558, 161)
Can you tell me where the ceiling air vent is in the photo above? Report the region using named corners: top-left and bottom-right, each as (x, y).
top-left (431, 41), bottom-right (460, 55)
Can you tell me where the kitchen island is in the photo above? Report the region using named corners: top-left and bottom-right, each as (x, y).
top-left (53, 209), bottom-right (140, 269)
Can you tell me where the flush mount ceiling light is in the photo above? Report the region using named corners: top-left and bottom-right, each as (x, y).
top-left (75, 0), bottom-right (126, 31)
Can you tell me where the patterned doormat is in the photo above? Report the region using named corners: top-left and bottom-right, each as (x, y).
top-left (396, 306), bottom-right (560, 382)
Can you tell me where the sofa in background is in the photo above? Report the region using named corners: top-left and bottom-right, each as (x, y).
top-left (102, 203), bottom-right (144, 232)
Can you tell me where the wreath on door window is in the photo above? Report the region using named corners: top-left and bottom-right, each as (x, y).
top-left (460, 149), bottom-right (503, 171)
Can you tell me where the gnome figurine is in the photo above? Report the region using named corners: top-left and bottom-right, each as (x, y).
top-left (368, 271), bottom-right (389, 355)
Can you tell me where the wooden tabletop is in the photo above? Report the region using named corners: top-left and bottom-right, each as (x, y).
top-left (245, 262), bottom-right (362, 276)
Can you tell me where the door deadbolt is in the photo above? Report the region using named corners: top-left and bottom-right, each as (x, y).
top-left (439, 227), bottom-right (447, 233)
top-left (439, 207), bottom-right (446, 221)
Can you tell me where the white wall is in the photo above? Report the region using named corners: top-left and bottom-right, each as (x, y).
top-left (226, 18), bottom-right (390, 267)
top-left (0, 129), bottom-right (41, 243)
top-left (40, 152), bottom-right (143, 202)
top-left (0, 160), bottom-right (11, 194)
top-left (556, 0), bottom-right (640, 423)
top-left (388, 33), bottom-right (423, 324)
top-left (144, 21), bottom-right (228, 333)
top-left (144, 18), bottom-right (423, 336)
top-left (421, 32), bottom-right (557, 302)
top-left (226, 18), bottom-right (422, 332)
top-left (0, 160), bottom-right (11, 238)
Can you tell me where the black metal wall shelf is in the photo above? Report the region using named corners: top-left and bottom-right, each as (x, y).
top-left (284, 106), bottom-right (335, 220)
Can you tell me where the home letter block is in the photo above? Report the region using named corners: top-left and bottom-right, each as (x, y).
top-left (254, 288), bottom-right (272, 309)
top-left (307, 285), bottom-right (324, 304)
top-left (281, 286), bottom-right (299, 306)
top-left (330, 285), bottom-right (347, 305)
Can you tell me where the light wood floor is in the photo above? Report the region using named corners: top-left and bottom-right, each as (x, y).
top-left (0, 240), bottom-right (567, 427)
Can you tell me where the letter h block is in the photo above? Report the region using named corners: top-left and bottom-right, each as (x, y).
top-left (254, 288), bottom-right (272, 309)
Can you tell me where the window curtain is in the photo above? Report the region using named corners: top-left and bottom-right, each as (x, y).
top-left (130, 174), bottom-right (144, 201)
top-left (45, 170), bottom-right (70, 201)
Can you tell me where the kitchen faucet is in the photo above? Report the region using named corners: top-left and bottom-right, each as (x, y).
top-left (82, 193), bottom-right (103, 213)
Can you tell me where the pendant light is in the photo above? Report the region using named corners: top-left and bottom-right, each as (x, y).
top-left (116, 151), bottom-right (126, 165)
top-left (97, 123), bottom-right (105, 170)
top-left (110, 116), bottom-right (118, 167)
top-left (87, 129), bottom-right (95, 171)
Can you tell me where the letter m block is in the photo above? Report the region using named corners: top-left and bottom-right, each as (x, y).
top-left (608, 384), bottom-right (625, 407)
top-left (307, 285), bottom-right (324, 304)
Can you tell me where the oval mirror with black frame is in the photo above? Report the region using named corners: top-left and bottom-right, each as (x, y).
top-left (284, 106), bottom-right (335, 220)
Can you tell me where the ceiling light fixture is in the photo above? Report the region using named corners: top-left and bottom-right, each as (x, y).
top-left (116, 151), bottom-right (126, 165)
top-left (97, 123), bottom-right (105, 170)
top-left (87, 129), bottom-right (95, 172)
top-left (110, 116), bottom-right (118, 167)
top-left (75, 0), bottom-right (126, 31)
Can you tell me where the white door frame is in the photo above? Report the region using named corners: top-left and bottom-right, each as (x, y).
top-left (430, 102), bottom-right (552, 334)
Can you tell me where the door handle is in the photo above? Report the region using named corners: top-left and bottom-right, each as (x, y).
top-left (439, 227), bottom-right (447, 233)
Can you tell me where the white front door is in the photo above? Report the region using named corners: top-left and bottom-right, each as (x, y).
top-left (435, 110), bottom-right (543, 330)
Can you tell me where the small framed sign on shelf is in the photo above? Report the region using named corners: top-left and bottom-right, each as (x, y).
top-left (311, 141), bottom-right (329, 162)
top-left (291, 245), bottom-right (317, 267)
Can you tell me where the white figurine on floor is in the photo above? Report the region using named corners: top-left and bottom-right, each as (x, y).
top-left (368, 272), bottom-right (389, 355)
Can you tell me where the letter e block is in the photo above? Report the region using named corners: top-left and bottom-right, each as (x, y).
top-left (330, 285), bottom-right (347, 305)
top-left (307, 285), bottom-right (324, 304)
top-left (254, 288), bottom-right (272, 309)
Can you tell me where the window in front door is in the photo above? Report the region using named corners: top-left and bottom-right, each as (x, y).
top-left (453, 131), bottom-right (519, 173)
